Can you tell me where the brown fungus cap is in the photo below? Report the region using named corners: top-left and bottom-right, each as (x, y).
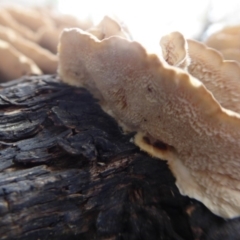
top-left (205, 32), bottom-right (240, 51)
top-left (220, 48), bottom-right (240, 62)
top-left (187, 39), bottom-right (240, 113)
top-left (160, 31), bottom-right (190, 70)
top-left (0, 25), bottom-right (58, 74)
top-left (159, 32), bottom-right (240, 114)
top-left (205, 25), bottom-right (240, 51)
top-left (0, 8), bottom-right (37, 42)
top-left (58, 28), bottom-right (240, 219)
top-left (217, 24), bottom-right (240, 35)
top-left (57, 29), bottom-right (104, 102)
top-left (87, 16), bottom-right (130, 40)
top-left (37, 26), bottom-right (63, 54)
top-left (0, 39), bottom-right (41, 81)
top-left (5, 5), bottom-right (54, 31)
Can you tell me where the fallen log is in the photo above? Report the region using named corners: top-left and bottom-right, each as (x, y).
top-left (0, 75), bottom-right (239, 240)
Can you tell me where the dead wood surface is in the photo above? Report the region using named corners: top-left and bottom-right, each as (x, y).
top-left (0, 75), bottom-right (239, 240)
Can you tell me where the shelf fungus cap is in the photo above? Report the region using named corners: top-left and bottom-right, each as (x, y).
top-left (220, 48), bottom-right (240, 62)
top-left (87, 16), bottom-right (130, 40)
top-left (0, 25), bottom-right (58, 74)
top-left (5, 5), bottom-right (54, 31)
top-left (58, 28), bottom-right (240, 219)
top-left (187, 39), bottom-right (240, 114)
top-left (58, 29), bottom-right (104, 101)
top-left (159, 31), bottom-right (240, 114)
top-left (160, 31), bottom-right (190, 70)
top-left (0, 8), bottom-right (37, 42)
top-left (205, 31), bottom-right (240, 51)
top-left (0, 39), bottom-right (42, 81)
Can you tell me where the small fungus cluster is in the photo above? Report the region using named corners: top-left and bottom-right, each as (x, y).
top-left (0, 5), bottom-right (92, 81)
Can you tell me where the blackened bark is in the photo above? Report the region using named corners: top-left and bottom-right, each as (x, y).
top-left (0, 75), bottom-right (239, 240)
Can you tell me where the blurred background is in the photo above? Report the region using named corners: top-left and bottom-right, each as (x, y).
top-left (0, 0), bottom-right (240, 82)
top-left (0, 0), bottom-right (240, 47)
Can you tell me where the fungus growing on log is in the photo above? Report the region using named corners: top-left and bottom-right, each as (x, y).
top-left (58, 28), bottom-right (240, 219)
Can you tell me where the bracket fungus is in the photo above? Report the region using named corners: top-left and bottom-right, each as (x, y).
top-left (205, 25), bottom-right (240, 63)
top-left (160, 31), bottom-right (189, 70)
top-left (87, 16), bottom-right (130, 40)
top-left (160, 31), bottom-right (240, 114)
top-left (0, 8), bottom-right (37, 42)
top-left (58, 28), bottom-right (240, 219)
top-left (0, 39), bottom-right (41, 80)
top-left (205, 25), bottom-right (240, 51)
top-left (0, 25), bottom-right (58, 74)
top-left (4, 5), bottom-right (54, 32)
top-left (36, 26), bottom-right (63, 54)
top-left (187, 39), bottom-right (240, 113)
top-left (0, 4), bottom-right (91, 80)
top-left (220, 48), bottom-right (240, 62)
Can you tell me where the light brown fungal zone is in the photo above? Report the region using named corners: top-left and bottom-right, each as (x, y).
top-left (160, 31), bottom-right (190, 70)
top-left (87, 16), bottom-right (130, 40)
top-left (58, 28), bottom-right (240, 219)
top-left (160, 31), bottom-right (240, 114)
top-left (187, 39), bottom-right (240, 114)
top-left (205, 25), bottom-right (240, 51)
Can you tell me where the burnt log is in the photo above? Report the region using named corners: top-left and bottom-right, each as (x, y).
top-left (0, 75), bottom-right (239, 240)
